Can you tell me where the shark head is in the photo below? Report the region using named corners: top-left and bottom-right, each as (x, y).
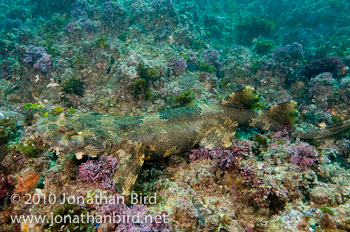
top-left (36, 113), bottom-right (119, 159)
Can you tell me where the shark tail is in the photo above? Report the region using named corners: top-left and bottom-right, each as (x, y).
top-left (293, 120), bottom-right (350, 142)
top-left (221, 86), bottom-right (350, 141)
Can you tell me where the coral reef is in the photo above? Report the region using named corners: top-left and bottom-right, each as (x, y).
top-left (1, 0), bottom-right (350, 231)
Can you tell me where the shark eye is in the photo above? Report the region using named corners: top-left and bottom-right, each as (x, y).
top-left (58, 126), bottom-right (73, 134)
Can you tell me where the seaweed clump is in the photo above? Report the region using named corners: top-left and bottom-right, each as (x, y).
top-left (10, 139), bottom-right (43, 158)
top-left (236, 16), bottom-right (276, 45)
top-left (253, 39), bottom-right (275, 55)
top-left (130, 78), bottom-right (150, 100)
top-left (130, 61), bottom-right (160, 100)
top-left (138, 62), bottom-right (161, 80)
top-left (175, 90), bottom-right (196, 107)
top-left (163, 89), bottom-right (196, 110)
top-left (96, 37), bottom-right (108, 49)
top-left (0, 117), bottom-right (19, 145)
top-left (0, 117), bottom-right (20, 161)
top-left (61, 77), bottom-right (85, 96)
top-left (47, 203), bottom-right (96, 232)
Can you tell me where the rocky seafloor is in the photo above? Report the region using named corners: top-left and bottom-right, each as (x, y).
top-left (1, 0), bottom-right (350, 231)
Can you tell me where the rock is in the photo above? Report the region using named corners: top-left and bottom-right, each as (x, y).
top-left (309, 186), bottom-right (336, 206)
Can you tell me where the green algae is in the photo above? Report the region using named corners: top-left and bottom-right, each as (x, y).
top-left (319, 206), bottom-right (335, 215)
top-left (68, 107), bottom-right (76, 114)
top-left (11, 139), bottom-right (43, 158)
top-left (131, 78), bottom-right (147, 96)
top-left (53, 106), bottom-right (64, 115)
top-left (176, 89), bottom-right (196, 107)
top-left (47, 203), bottom-right (96, 232)
top-left (198, 61), bottom-right (216, 73)
top-left (138, 61), bottom-right (161, 80)
top-left (73, 56), bottom-right (86, 69)
top-left (161, 89), bottom-right (196, 110)
top-left (61, 77), bottom-right (85, 96)
top-left (0, 117), bottom-right (19, 144)
top-left (253, 39), bottom-right (275, 55)
top-left (130, 62), bottom-right (160, 100)
top-left (23, 103), bottom-right (44, 110)
top-left (236, 16), bottom-right (276, 45)
top-left (96, 37), bottom-right (108, 49)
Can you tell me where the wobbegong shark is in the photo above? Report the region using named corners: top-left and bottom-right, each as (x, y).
top-left (36, 86), bottom-right (350, 195)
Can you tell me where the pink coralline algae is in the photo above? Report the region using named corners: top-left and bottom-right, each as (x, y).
top-left (65, 17), bottom-right (98, 35)
top-left (203, 49), bottom-right (224, 67)
top-left (273, 42), bottom-right (305, 63)
top-left (95, 195), bottom-right (170, 232)
top-left (101, 1), bottom-right (127, 30)
top-left (308, 72), bottom-right (337, 110)
top-left (23, 45), bottom-right (52, 73)
top-left (336, 139), bottom-right (350, 157)
top-left (78, 156), bottom-right (119, 189)
top-left (167, 57), bottom-right (187, 75)
top-left (288, 141), bottom-right (320, 170)
top-left (190, 141), bottom-right (251, 171)
top-left (302, 56), bottom-right (347, 79)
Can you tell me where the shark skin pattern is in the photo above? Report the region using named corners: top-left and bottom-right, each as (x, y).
top-left (35, 86), bottom-right (350, 195)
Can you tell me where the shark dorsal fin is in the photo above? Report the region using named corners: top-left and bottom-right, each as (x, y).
top-left (221, 86), bottom-right (260, 109)
top-left (265, 101), bottom-right (299, 126)
top-left (250, 100), bottom-right (299, 131)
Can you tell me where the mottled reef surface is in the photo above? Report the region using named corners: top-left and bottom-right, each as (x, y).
top-left (1, 0), bottom-right (350, 231)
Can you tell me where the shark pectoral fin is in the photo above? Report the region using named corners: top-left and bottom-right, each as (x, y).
top-left (199, 119), bottom-right (238, 149)
top-left (111, 142), bottom-right (145, 196)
